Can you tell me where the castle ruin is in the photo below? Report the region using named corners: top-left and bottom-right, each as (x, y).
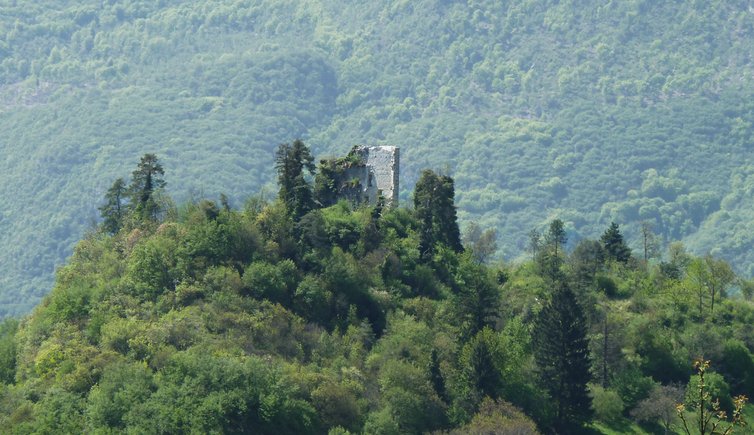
top-left (316, 146), bottom-right (400, 208)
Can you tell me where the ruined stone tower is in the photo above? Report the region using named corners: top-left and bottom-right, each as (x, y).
top-left (316, 146), bottom-right (400, 208)
top-left (354, 145), bottom-right (400, 207)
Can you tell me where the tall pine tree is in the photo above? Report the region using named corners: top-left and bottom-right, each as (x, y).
top-left (533, 280), bottom-right (593, 431)
top-left (601, 222), bottom-right (631, 264)
top-left (99, 177), bottom-right (127, 234)
top-left (414, 169), bottom-right (462, 261)
top-left (128, 154), bottom-right (166, 222)
top-left (275, 140), bottom-right (315, 221)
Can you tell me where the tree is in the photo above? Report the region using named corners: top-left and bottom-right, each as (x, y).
top-left (686, 258), bottom-right (710, 320)
top-left (275, 139), bottom-right (315, 220)
top-left (545, 219), bottom-right (567, 258)
top-left (453, 253), bottom-right (500, 338)
top-left (527, 229), bottom-right (542, 261)
top-left (631, 384), bottom-right (684, 435)
top-left (601, 222), bottom-right (631, 263)
top-left (413, 169), bottom-right (462, 261)
top-left (427, 349), bottom-right (448, 403)
top-left (128, 154), bottom-right (166, 221)
top-left (686, 256), bottom-right (736, 319)
top-left (536, 219), bottom-right (568, 281)
top-left (569, 239), bottom-right (604, 294)
top-left (533, 280), bottom-right (592, 430)
top-left (449, 398), bottom-right (539, 435)
top-left (640, 221), bottom-right (660, 264)
top-left (677, 360), bottom-right (748, 435)
top-left (0, 318), bottom-right (18, 384)
top-left (463, 222), bottom-right (498, 264)
top-left (99, 177), bottom-right (127, 234)
top-left (461, 327), bottom-right (503, 402)
top-left (702, 255), bottom-right (735, 316)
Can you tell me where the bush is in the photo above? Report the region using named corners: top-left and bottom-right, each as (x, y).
top-left (684, 369), bottom-right (734, 416)
top-left (589, 384), bottom-right (624, 424)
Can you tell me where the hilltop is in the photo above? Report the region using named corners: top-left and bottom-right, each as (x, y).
top-left (3, 0), bottom-right (754, 314)
top-left (1, 150), bottom-right (753, 433)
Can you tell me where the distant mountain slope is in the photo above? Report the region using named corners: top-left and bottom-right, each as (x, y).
top-left (3, 0), bottom-right (754, 315)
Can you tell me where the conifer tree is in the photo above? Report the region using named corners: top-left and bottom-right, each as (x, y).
top-left (275, 140), bottom-right (315, 221)
top-left (128, 154), bottom-right (166, 222)
top-left (454, 253), bottom-right (500, 337)
top-left (533, 280), bottom-right (592, 431)
top-left (99, 177), bottom-right (127, 234)
top-left (462, 327), bottom-right (502, 401)
top-left (601, 222), bottom-right (631, 263)
top-left (427, 349), bottom-right (448, 403)
top-left (414, 169), bottom-right (462, 261)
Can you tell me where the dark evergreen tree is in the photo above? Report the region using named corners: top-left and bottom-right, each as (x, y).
top-left (99, 177), bottom-right (127, 234)
top-left (128, 154), bottom-right (166, 221)
top-left (601, 222), bottom-right (631, 263)
top-left (454, 254), bottom-right (500, 338)
top-left (427, 348), bottom-right (448, 403)
top-left (462, 327), bottom-right (502, 402)
top-left (413, 169), bottom-right (462, 261)
top-left (533, 281), bottom-right (593, 431)
top-left (275, 140), bottom-right (315, 220)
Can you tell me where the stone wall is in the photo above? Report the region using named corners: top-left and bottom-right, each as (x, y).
top-left (361, 146), bottom-right (399, 207)
top-left (324, 146), bottom-right (400, 208)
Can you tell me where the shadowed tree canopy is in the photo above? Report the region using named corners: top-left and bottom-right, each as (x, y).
top-left (414, 169), bottom-right (463, 261)
top-left (99, 177), bottom-right (127, 234)
top-left (129, 154), bottom-right (166, 222)
top-left (275, 140), bottom-right (315, 221)
top-left (601, 222), bottom-right (631, 264)
top-left (533, 280), bottom-right (593, 431)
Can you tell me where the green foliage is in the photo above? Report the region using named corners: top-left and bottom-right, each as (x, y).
top-left (448, 397), bottom-right (540, 435)
top-left (452, 253), bottom-right (500, 337)
top-left (243, 260), bottom-right (298, 305)
top-left (7, 0), bottom-right (754, 318)
top-left (0, 319), bottom-right (18, 384)
top-left (276, 140), bottom-right (316, 221)
top-left (4, 150), bottom-right (754, 433)
top-left (533, 280), bottom-right (593, 430)
top-left (99, 177), bottom-right (128, 235)
top-left (590, 384), bottom-right (625, 425)
top-left (611, 366), bottom-right (656, 412)
top-left (678, 360), bottom-right (749, 435)
top-left (414, 169), bottom-right (463, 261)
top-left (373, 359), bottom-right (446, 433)
top-left (685, 367), bottom-right (735, 417)
top-left (85, 360), bottom-right (154, 430)
top-left (601, 222), bottom-right (632, 264)
top-left (129, 153), bottom-right (167, 223)
top-left (720, 339), bottom-right (754, 398)
top-left (460, 327), bottom-right (503, 402)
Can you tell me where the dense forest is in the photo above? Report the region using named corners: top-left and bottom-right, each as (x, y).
top-left (4, 0), bottom-right (754, 315)
top-left (0, 149), bottom-right (753, 433)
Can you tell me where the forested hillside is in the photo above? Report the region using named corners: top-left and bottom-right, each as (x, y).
top-left (1, 150), bottom-right (752, 433)
top-left (4, 0), bottom-right (754, 315)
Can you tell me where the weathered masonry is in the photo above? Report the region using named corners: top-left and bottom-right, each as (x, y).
top-left (316, 146), bottom-right (400, 208)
